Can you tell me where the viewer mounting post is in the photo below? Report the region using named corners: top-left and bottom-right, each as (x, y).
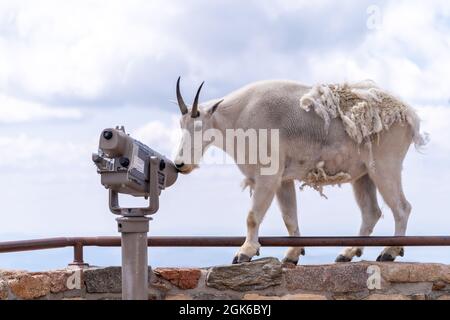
top-left (93, 126), bottom-right (178, 300)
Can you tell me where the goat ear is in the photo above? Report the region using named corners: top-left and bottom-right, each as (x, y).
top-left (208, 99), bottom-right (224, 116)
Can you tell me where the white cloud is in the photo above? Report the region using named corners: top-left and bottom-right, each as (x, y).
top-left (305, 0), bottom-right (450, 104)
top-left (133, 117), bottom-right (181, 157)
top-left (1, 0), bottom-right (449, 108)
top-left (257, 0), bottom-right (329, 19)
top-left (0, 94), bottom-right (82, 123)
top-left (416, 106), bottom-right (450, 152)
top-left (0, 133), bottom-right (94, 169)
top-left (0, 0), bottom-right (182, 102)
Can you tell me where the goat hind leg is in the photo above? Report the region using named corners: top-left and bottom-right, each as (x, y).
top-left (276, 180), bottom-right (304, 265)
top-left (369, 166), bottom-right (411, 261)
top-left (336, 174), bottom-right (382, 262)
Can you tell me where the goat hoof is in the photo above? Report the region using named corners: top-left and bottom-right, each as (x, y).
top-left (376, 253), bottom-right (396, 262)
top-left (300, 248), bottom-right (306, 256)
top-left (355, 248), bottom-right (363, 257)
top-left (335, 254), bottom-right (352, 263)
top-left (232, 254), bottom-right (252, 264)
top-left (282, 258), bottom-right (298, 266)
top-left (237, 254), bottom-right (252, 263)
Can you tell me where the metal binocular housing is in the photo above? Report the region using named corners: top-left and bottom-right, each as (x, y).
top-left (93, 126), bottom-right (178, 216)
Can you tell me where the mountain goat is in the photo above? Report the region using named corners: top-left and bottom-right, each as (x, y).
top-left (173, 77), bottom-right (426, 264)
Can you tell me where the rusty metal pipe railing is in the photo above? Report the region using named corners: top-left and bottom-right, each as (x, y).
top-left (146, 236), bottom-right (450, 247)
top-left (0, 236), bottom-right (449, 267)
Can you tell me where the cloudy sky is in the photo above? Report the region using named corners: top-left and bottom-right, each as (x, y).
top-left (1, 0), bottom-right (449, 271)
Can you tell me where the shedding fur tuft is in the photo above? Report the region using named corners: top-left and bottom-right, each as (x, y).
top-left (300, 81), bottom-right (429, 151)
top-left (241, 177), bottom-right (255, 197)
top-left (300, 161), bottom-right (352, 199)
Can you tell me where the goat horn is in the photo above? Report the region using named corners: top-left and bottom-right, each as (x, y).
top-left (176, 77), bottom-right (188, 115)
top-left (191, 81), bottom-right (204, 118)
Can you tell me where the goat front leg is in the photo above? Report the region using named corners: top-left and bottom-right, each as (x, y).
top-left (233, 175), bottom-right (280, 264)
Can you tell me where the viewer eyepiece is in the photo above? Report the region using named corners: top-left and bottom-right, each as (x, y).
top-left (103, 130), bottom-right (113, 140)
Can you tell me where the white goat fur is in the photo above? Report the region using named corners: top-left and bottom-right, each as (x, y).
top-left (174, 79), bottom-right (427, 264)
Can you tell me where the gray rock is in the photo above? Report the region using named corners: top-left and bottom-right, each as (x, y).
top-left (192, 292), bottom-right (240, 300)
top-left (206, 257), bottom-right (282, 291)
top-left (376, 262), bottom-right (450, 283)
top-left (285, 262), bottom-right (369, 293)
top-left (83, 267), bottom-right (153, 293)
top-left (389, 282), bottom-right (433, 296)
top-left (0, 279), bottom-right (9, 300)
top-left (84, 267), bottom-right (122, 293)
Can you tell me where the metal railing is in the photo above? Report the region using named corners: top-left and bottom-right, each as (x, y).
top-left (1, 236), bottom-right (450, 266)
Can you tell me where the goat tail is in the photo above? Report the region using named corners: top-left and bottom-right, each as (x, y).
top-left (406, 106), bottom-right (429, 150)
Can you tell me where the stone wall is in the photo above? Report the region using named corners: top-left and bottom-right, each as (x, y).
top-left (1, 258), bottom-right (450, 300)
